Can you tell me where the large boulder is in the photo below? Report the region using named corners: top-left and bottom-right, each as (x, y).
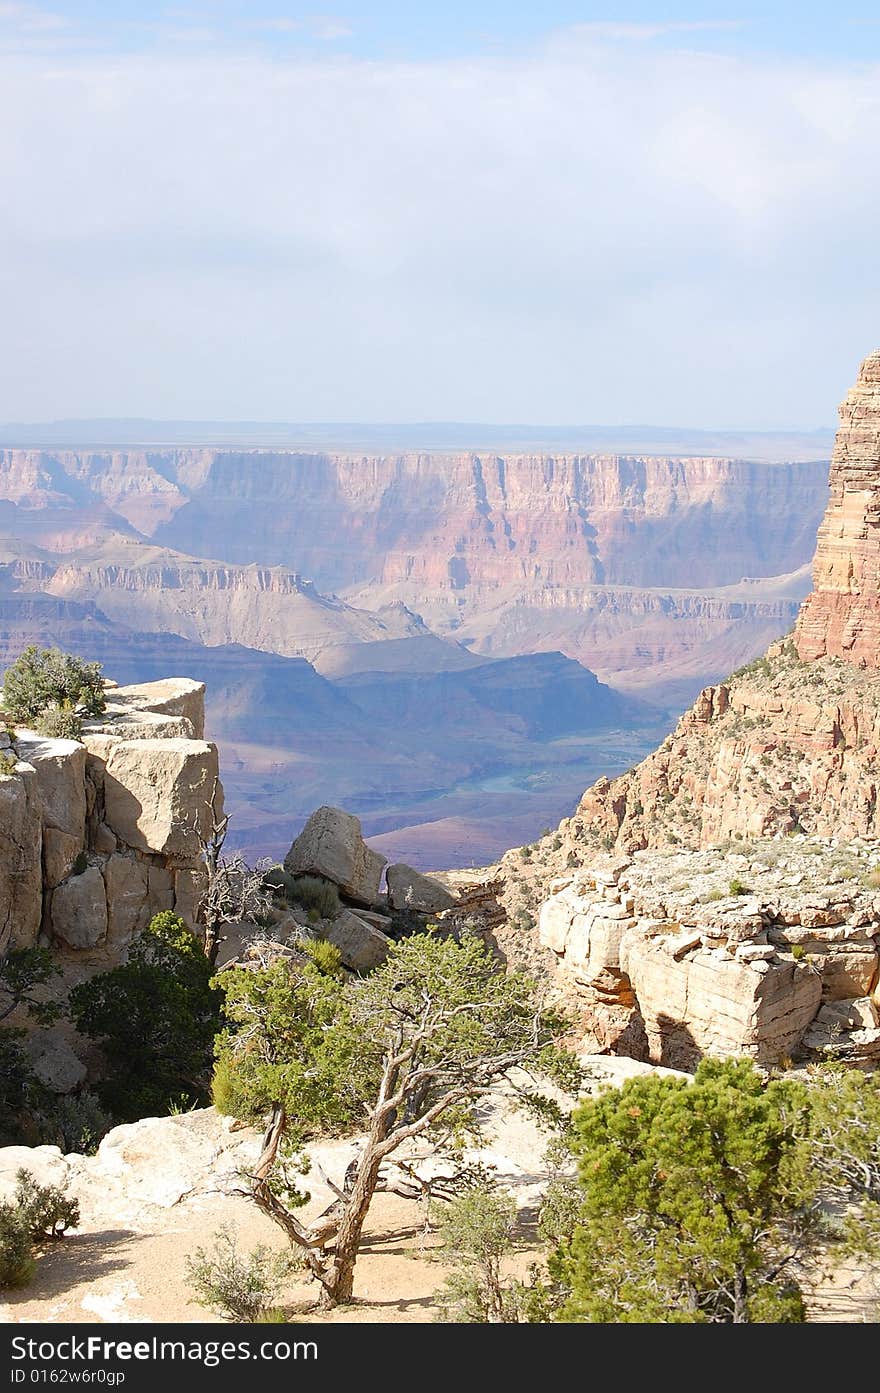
top-left (103, 738), bottom-right (221, 857)
top-left (0, 762), bottom-right (43, 952)
top-left (324, 909), bottom-right (391, 971)
top-left (51, 865), bottom-right (108, 949)
top-left (284, 806), bottom-right (386, 905)
top-left (103, 854), bottom-right (152, 948)
top-left (386, 864), bottom-right (457, 913)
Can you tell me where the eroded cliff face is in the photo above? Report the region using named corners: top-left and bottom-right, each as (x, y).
top-left (795, 350), bottom-right (880, 666)
top-left (0, 678), bottom-right (219, 961)
top-left (0, 447), bottom-right (827, 694)
top-left (514, 348), bottom-right (880, 1067)
top-left (529, 351), bottom-right (880, 863)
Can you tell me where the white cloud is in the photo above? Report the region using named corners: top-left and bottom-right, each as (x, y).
top-left (252, 18), bottom-right (304, 33)
top-left (0, 2), bottom-right (67, 31)
top-left (308, 18), bottom-right (352, 41)
top-left (0, 31), bottom-right (876, 426)
top-left (562, 20), bottom-right (743, 43)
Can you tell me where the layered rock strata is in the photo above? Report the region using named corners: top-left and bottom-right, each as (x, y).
top-left (540, 843), bottom-right (880, 1068)
top-left (0, 677), bottom-right (220, 959)
top-left (795, 349), bottom-right (880, 665)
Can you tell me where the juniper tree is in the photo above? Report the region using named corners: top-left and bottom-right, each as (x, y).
top-left (553, 1058), bottom-right (823, 1323)
top-left (213, 931), bottom-right (577, 1307)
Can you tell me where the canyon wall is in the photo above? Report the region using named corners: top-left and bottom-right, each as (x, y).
top-left (517, 348), bottom-right (880, 1065)
top-left (0, 447), bottom-right (828, 594)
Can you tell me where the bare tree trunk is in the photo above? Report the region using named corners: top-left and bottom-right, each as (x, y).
top-left (250, 1105), bottom-right (334, 1295)
top-left (732, 1268), bottom-right (748, 1323)
top-left (320, 1146), bottom-right (385, 1306)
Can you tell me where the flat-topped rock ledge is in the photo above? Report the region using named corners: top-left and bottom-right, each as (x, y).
top-left (540, 839), bottom-right (880, 1069)
top-left (0, 678), bottom-right (220, 960)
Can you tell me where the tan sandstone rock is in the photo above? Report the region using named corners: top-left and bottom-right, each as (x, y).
top-left (385, 863), bottom-right (456, 913)
top-left (284, 806), bottom-right (386, 905)
top-left (324, 908), bottom-right (391, 971)
top-left (103, 738), bottom-right (221, 857)
top-left (51, 865), bottom-right (108, 949)
top-left (107, 679), bottom-right (206, 740)
top-left (796, 349), bottom-right (880, 665)
top-left (0, 763), bottom-right (43, 951)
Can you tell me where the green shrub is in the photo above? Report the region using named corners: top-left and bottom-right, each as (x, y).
top-left (46, 1092), bottom-right (112, 1155)
top-left (70, 912), bottom-right (222, 1122)
top-left (301, 938), bottom-right (344, 977)
top-left (13, 1168), bottom-right (79, 1241)
top-left (432, 1186), bottom-right (522, 1323)
top-left (185, 1226), bottom-right (294, 1322)
top-left (0, 751), bottom-right (17, 776)
top-left (0, 1031), bottom-right (39, 1145)
top-left (210, 1053), bottom-right (239, 1116)
top-left (791, 944), bottom-right (806, 961)
top-left (728, 878), bottom-right (750, 896)
top-left (511, 909), bottom-right (535, 932)
top-left (261, 865), bottom-right (298, 899)
top-left (2, 647), bottom-right (105, 725)
top-left (289, 876), bottom-right (340, 921)
top-left (0, 1206), bottom-right (35, 1289)
top-left (34, 708), bottom-right (84, 741)
top-left (0, 1168), bottom-right (78, 1291)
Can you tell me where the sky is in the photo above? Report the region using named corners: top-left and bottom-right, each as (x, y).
top-left (2, 3), bottom-right (880, 427)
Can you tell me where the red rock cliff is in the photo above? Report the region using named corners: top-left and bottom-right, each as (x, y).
top-left (795, 349), bottom-right (880, 666)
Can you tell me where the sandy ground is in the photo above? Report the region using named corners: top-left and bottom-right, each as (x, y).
top-left (1, 1062), bottom-right (877, 1326)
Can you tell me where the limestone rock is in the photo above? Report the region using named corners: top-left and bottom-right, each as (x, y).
top-left (0, 1146), bottom-right (69, 1202)
top-left (92, 1114), bottom-right (224, 1208)
top-left (103, 738), bottom-right (221, 857)
top-left (623, 936), bottom-right (822, 1068)
top-left (0, 762), bottom-right (42, 951)
top-left (42, 827), bottom-right (83, 891)
top-left (537, 841), bottom-right (878, 1066)
top-left (103, 854), bottom-right (151, 947)
top-left (107, 679), bottom-right (206, 740)
top-left (15, 734), bottom-right (86, 851)
top-left (94, 821), bottom-right (116, 854)
top-left (51, 866), bottom-right (108, 949)
top-left (323, 909), bottom-right (391, 971)
top-left (24, 1028), bottom-right (87, 1094)
top-left (284, 806), bottom-right (386, 905)
top-left (171, 865), bottom-right (205, 927)
top-left (386, 863), bottom-right (456, 913)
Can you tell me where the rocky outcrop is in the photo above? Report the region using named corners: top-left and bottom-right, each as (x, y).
top-left (540, 843), bottom-right (880, 1068)
top-left (0, 678), bottom-right (221, 960)
top-left (324, 908), bottom-right (392, 972)
top-left (385, 864), bottom-right (456, 913)
top-left (796, 350), bottom-right (880, 666)
top-left (284, 805), bottom-right (386, 906)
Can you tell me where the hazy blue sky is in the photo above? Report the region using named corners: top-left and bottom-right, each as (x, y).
top-left (2, 3), bottom-right (880, 426)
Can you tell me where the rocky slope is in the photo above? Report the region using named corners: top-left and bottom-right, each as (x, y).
top-left (504, 347), bottom-right (880, 1066)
